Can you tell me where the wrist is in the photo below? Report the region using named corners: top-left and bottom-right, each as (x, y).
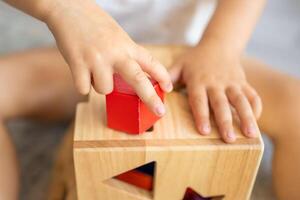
top-left (40, 0), bottom-right (69, 24)
top-left (197, 34), bottom-right (243, 58)
top-left (43, 0), bottom-right (104, 27)
top-left (193, 37), bottom-right (241, 66)
top-left (3, 0), bottom-right (56, 21)
top-left (30, 0), bottom-right (61, 22)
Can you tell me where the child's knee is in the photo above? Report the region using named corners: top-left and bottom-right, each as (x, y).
top-left (0, 88), bottom-right (19, 120)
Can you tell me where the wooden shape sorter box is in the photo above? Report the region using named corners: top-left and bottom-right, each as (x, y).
top-left (73, 45), bottom-right (264, 200)
top-left (74, 91), bottom-right (263, 200)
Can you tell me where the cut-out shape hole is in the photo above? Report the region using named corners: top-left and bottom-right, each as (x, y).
top-left (183, 187), bottom-right (224, 200)
top-left (103, 161), bottom-right (156, 199)
top-left (115, 161), bottom-right (155, 191)
top-left (146, 126), bottom-right (154, 132)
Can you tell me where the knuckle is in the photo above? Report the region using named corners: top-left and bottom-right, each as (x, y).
top-left (152, 62), bottom-right (163, 73)
top-left (70, 59), bottom-right (85, 72)
top-left (147, 54), bottom-right (161, 68)
top-left (197, 114), bottom-right (209, 121)
top-left (144, 53), bottom-right (158, 67)
top-left (143, 92), bottom-right (158, 106)
top-left (66, 50), bottom-right (82, 67)
top-left (149, 55), bottom-right (157, 65)
top-left (232, 93), bottom-right (244, 104)
top-left (227, 85), bottom-right (239, 93)
top-left (243, 116), bottom-right (254, 123)
top-left (211, 99), bottom-right (225, 110)
top-left (190, 95), bottom-right (205, 106)
top-left (90, 62), bottom-right (102, 72)
top-left (142, 51), bottom-right (153, 61)
top-left (219, 119), bottom-right (232, 127)
top-left (133, 69), bottom-right (147, 83)
top-left (90, 55), bottom-right (104, 69)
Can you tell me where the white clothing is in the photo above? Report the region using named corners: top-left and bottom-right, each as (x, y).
top-left (95, 0), bottom-right (216, 45)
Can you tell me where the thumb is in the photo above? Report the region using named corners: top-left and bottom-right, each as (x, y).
top-left (168, 64), bottom-right (182, 84)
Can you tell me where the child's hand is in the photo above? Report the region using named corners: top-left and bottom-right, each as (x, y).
top-left (169, 41), bottom-right (262, 143)
top-left (44, 0), bottom-right (172, 116)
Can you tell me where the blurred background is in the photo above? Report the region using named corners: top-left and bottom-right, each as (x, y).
top-left (0, 0), bottom-right (299, 199)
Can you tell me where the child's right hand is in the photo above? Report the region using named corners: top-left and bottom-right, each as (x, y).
top-left (42, 0), bottom-right (172, 116)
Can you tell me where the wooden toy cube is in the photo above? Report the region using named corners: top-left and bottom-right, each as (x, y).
top-left (74, 91), bottom-right (263, 200)
top-left (106, 74), bottom-right (164, 134)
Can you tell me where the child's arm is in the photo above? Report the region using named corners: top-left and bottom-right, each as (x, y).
top-left (3, 0), bottom-right (172, 116)
top-left (170, 0), bottom-right (266, 143)
top-left (203, 0), bottom-right (266, 56)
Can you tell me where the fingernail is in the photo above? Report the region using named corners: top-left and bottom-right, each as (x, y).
top-left (227, 131), bottom-right (236, 141)
top-left (247, 123), bottom-right (256, 137)
top-left (155, 104), bottom-right (166, 116)
top-left (165, 83), bottom-right (173, 92)
top-left (201, 124), bottom-right (211, 135)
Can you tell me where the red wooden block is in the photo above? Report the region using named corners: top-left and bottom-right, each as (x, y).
top-left (106, 74), bottom-right (164, 134)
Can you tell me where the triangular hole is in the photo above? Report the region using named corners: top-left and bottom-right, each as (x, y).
top-left (183, 187), bottom-right (224, 200)
top-left (115, 161), bottom-right (155, 191)
top-left (103, 161), bottom-right (156, 199)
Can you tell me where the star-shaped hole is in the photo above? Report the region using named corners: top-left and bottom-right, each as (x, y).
top-left (183, 187), bottom-right (224, 200)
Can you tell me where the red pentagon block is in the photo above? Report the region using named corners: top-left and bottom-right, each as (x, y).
top-left (105, 74), bottom-right (164, 134)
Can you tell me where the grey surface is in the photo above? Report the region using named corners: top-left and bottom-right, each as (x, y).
top-left (0, 0), bottom-right (299, 199)
top-left (7, 121), bottom-right (68, 200)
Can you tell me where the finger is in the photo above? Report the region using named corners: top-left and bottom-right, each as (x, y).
top-left (188, 85), bottom-right (211, 135)
top-left (92, 67), bottom-right (113, 95)
top-left (168, 63), bottom-right (182, 84)
top-left (243, 86), bottom-right (263, 119)
top-left (115, 59), bottom-right (165, 117)
top-left (227, 87), bottom-right (258, 138)
top-left (208, 88), bottom-right (236, 143)
top-left (90, 55), bottom-right (113, 94)
top-left (135, 47), bottom-right (173, 92)
top-left (71, 65), bottom-right (91, 95)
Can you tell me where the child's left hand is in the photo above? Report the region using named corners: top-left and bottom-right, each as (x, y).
top-left (169, 41), bottom-right (262, 143)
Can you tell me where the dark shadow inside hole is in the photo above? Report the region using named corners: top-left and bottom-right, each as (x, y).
top-left (135, 161), bottom-right (155, 176)
top-left (146, 126), bottom-right (154, 132)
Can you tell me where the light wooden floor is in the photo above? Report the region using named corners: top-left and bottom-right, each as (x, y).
top-left (1, 0), bottom-right (300, 199)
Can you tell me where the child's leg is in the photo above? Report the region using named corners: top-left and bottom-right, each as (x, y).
top-left (0, 48), bottom-right (83, 120)
top-left (0, 48), bottom-right (83, 200)
top-left (243, 57), bottom-right (300, 200)
top-left (0, 123), bottom-right (19, 200)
